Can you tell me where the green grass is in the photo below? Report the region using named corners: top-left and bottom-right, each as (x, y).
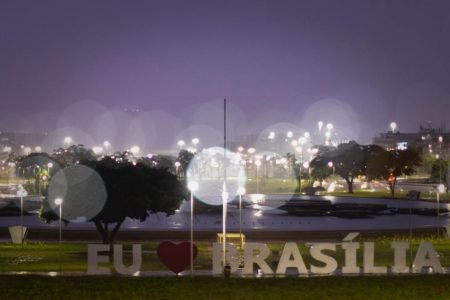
top-left (1, 239), bottom-right (450, 299)
top-left (1, 238), bottom-right (450, 273)
top-left (0, 275), bottom-right (449, 300)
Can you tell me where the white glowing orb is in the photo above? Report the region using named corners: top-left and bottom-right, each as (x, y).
top-left (47, 165), bottom-right (107, 222)
top-left (64, 136), bottom-right (72, 145)
top-left (390, 122), bottom-right (397, 132)
top-left (186, 147), bottom-right (246, 206)
top-left (130, 145), bottom-right (140, 155)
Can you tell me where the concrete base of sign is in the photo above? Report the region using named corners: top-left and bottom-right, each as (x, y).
top-left (8, 226), bottom-right (27, 244)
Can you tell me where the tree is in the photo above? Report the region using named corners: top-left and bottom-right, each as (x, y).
top-left (41, 156), bottom-right (186, 244)
top-left (310, 165), bottom-right (332, 188)
top-left (310, 141), bottom-right (367, 193)
top-left (51, 144), bottom-right (96, 166)
top-left (177, 150), bottom-right (194, 181)
top-left (430, 158), bottom-right (448, 188)
top-left (367, 147), bottom-right (422, 197)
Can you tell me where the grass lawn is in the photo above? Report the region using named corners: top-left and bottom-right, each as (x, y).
top-left (1, 239), bottom-right (450, 299)
top-left (0, 275), bottom-right (449, 300)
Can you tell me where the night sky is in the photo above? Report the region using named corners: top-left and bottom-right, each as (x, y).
top-left (1, 0), bottom-right (449, 150)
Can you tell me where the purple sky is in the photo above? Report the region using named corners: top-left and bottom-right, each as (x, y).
top-left (1, 0), bottom-right (450, 150)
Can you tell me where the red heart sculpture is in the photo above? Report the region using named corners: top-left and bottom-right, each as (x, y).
top-left (157, 241), bottom-right (198, 275)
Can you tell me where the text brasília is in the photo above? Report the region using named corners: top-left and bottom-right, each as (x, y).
top-left (87, 241), bottom-right (445, 275)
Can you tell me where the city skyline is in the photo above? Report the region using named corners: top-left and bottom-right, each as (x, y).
top-left (1, 0), bottom-right (450, 148)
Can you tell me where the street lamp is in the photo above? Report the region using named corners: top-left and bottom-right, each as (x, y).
top-left (191, 138), bottom-right (199, 152)
top-left (318, 121), bottom-right (323, 132)
top-left (255, 159), bottom-right (261, 194)
top-left (390, 122), bottom-right (397, 133)
top-left (187, 181), bottom-right (198, 276)
top-left (103, 141), bottom-right (111, 154)
top-left (177, 140), bottom-right (185, 149)
top-left (54, 198), bottom-right (63, 244)
top-left (296, 146), bottom-right (303, 191)
top-left (47, 162), bottom-right (53, 174)
top-left (130, 145), bottom-right (140, 156)
top-left (237, 187), bottom-right (246, 249)
top-left (174, 161), bottom-right (181, 177)
top-left (326, 123), bottom-right (333, 131)
top-left (437, 184), bottom-right (445, 236)
top-left (438, 136), bottom-right (443, 185)
top-left (17, 186), bottom-right (28, 247)
top-left (328, 161), bottom-right (335, 174)
top-left (63, 136), bottom-right (72, 146)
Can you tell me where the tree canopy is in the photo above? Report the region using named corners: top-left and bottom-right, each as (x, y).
top-left (366, 147), bottom-right (422, 197)
top-left (40, 153), bottom-right (186, 243)
top-left (310, 141), bottom-right (370, 193)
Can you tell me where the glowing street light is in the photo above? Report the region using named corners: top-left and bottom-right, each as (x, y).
top-left (16, 186), bottom-right (28, 247)
top-left (92, 146), bottom-right (104, 156)
top-left (174, 161), bottom-right (181, 176)
top-left (438, 136), bottom-right (443, 185)
top-left (187, 181), bottom-right (198, 276)
top-left (63, 136), bottom-right (72, 146)
top-left (247, 147), bottom-right (256, 154)
top-left (437, 184), bottom-right (446, 236)
top-left (130, 145), bottom-right (140, 156)
top-left (255, 159), bottom-right (262, 194)
top-left (54, 198), bottom-right (63, 244)
top-left (103, 141), bottom-right (111, 154)
top-left (326, 123), bottom-right (333, 131)
top-left (191, 138), bottom-right (199, 146)
top-left (286, 131), bottom-right (293, 139)
top-left (237, 187), bottom-right (246, 249)
top-left (328, 161), bottom-right (335, 174)
top-left (268, 131), bottom-right (275, 140)
top-left (47, 162), bottom-right (53, 174)
top-left (318, 121), bottom-right (323, 132)
top-left (177, 140), bottom-right (185, 149)
top-left (390, 122), bottom-right (397, 133)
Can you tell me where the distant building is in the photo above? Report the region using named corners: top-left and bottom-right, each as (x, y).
top-left (373, 124), bottom-right (450, 160)
top-left (0, 131), bottom-right (46, 154)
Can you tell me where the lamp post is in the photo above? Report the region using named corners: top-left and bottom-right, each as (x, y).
top-left (174, 161), bottom-right (181, 177)
top-left (255, 159), bottom-right (261, 194)
top-left (17, 186), bottom-right (27, 247)
top-left (130, 145), bottom-right (140, 156)
top-left (438, 136), bottom-right (443, 185)
top-left (63, 136), bottom-right (72, 147)
top-left (390, 121), bottom-right (397, 133)
top-left (47, 162), bottom-right (53, 174)
top-left (187, 181), bottom-right (198, 276)
top-left (191, 138), bottom-right (199, 152)
top-left (437, 184), bottom-right (445, 236)
top-left (237, 187), bottom-right (246, 249)
top-left (318, 121), bottom-right (323, 132)
top-left (54, 198), bottom-right (63, 244)
top-left (328, 161), bottom-right (335, 174)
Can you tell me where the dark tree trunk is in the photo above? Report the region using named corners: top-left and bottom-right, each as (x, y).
top-left (94, 220), bottom-right (108, 244)
top-left (109, 219), bottom-right (124, 244)
top-left (346, 177), bottom-right (354, 194)
top-left (389, 177), bottom-right (397, 198)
